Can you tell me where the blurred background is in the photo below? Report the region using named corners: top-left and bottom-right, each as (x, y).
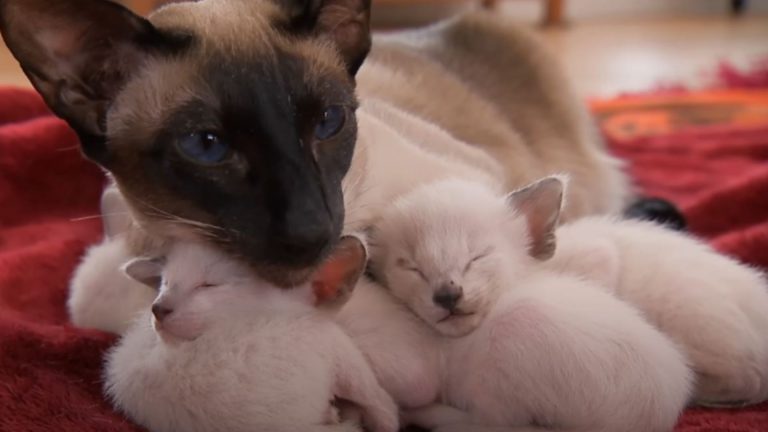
top-left (1, 0), bottom-right (767, 98)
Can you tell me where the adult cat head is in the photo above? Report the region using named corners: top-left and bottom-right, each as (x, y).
top-left (370, 177), bottom-right (565, 337)
top-left (0, 0), bottom-right (372, 285)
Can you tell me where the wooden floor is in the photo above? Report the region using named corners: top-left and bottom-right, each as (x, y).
top-left (2, 15), bottom-right (767, 97)
top-left (540, 15), bottom-right (768, 97)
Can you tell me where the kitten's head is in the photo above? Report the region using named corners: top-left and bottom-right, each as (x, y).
top-left (0, 0), bottom-right (373, 286)
top-left (370, 177), bottom-right (565, 337)
top-left (124, 235), bottom-right (368, 342)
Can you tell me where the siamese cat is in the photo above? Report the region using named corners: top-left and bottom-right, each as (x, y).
top-left (105, 238), bottom-right (398, 432)
top-left (375, 176), bottom-right (768, 410)
top-left (339, 185), bottom-right (692, 432)
top-left (0, 0), bottom-right (630, 295)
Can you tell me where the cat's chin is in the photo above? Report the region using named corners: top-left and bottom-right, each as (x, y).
top-left (152, 317), bottom-right (203, 345)
top-left (432, 313), bottom-right (483, 338)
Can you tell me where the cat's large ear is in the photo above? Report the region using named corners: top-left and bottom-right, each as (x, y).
top-left (282, 0), bottom-right (372, 75)
top-left (506, 176), bottom-right (566, 261)
top-left (311, 234), bottom-right (367, 311)
top-left (0, 0), bottom-right (190, 163)
top-left (122, 257), bottom-right (165, 289)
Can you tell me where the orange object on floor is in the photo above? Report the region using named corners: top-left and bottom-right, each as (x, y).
top-left (592, 89), bottom-right (768, 141)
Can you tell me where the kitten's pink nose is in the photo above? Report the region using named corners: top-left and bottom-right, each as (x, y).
top-left (152, 304), bottom-right (173, 322)
top-left (433, 286), bottom-right (463, 312)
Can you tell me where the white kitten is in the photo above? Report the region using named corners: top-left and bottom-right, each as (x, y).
top-left (335, 274), bottom-right (445, 411)
top-left (104, 239), bottom-right (398, 432)
top-left (370, 178), bottom-right (692, 432)
top-left (545, 216), bottom-right (768, 406)
top-left (68, 184), bottom-right (157, 334)
top-left (68, 235), bottom-right (157, 334)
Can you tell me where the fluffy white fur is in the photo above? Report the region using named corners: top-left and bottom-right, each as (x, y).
top-left (68, 235), bottom-right (157, 334)
top-left (545, 216), bottom-right (768, 406)
top-left (104, 242), bottom-right (398, 432)
top-left (362, 178), bottom-right (692, 432)
top-left (68, 184), bottom-right (158, 334)
top-left (335, 276), bottom-right (444, 411)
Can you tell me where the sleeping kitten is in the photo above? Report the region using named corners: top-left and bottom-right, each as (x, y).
top-left (335, 272), bottom-right (445, 412)
top-left (369, 178), bottom-right (692, 432)
top-left (68, 185), bottom-right (158, 334)
top-left (68, 236), bottom-right (157, 335)
top-left (545, 216), bottom-right (768, 407)
top-left (104, 239), bottom-right (398, 432)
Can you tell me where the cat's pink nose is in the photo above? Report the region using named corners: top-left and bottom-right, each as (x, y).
top-left (152, 304), bottom-right (173, 322)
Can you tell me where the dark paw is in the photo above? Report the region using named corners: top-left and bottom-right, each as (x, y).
top-left (624, 197), bottom-right (687, 231)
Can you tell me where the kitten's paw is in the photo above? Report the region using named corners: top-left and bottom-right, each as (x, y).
top-left (432, 425), bottom-right (473, 432)
top-left (693, 366), bottom-right (768, 407)
top-left (361, 405), bottom-right (399, 432)
top-left (328, 399), bottom-right (342, 424)
top-left (336, 400), bottom-right (363, 424)
top-left (693, 399), bottom-right (753, 409)
top-left (401, 404), bottom-right (472, 430)
top-left (432, 425), bottom-right (525, 432)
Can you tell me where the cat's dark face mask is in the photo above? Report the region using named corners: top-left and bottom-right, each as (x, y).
top-left (0, 0), bottom-right (372, 286)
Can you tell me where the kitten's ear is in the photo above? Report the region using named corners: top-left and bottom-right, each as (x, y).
top-left (101, 185), bottom-right (133, 239)
top-left (312, 234), bottom-right (368, 311)
top-left (122, 257), bottom-right (165, 289)
top-left (506, 176), bottom-right (566, 261)
top-left (0, 0), bottom-right (190, 163)
top-left (282, 0), bottom-right (372, 75)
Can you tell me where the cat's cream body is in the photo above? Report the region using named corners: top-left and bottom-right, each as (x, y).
top-left (342, 100), bottom-right (502, 233)
top-left (355, 179), bottom-right (691, 432)
top-left (545, 217), bottom-right (768, 406)
top-left (358, 15), bottom-right (628, 220)
top-left (104, 242), bottom-right (398, 432)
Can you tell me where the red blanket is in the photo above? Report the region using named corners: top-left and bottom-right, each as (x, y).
top-left (1, 83), bottom-right (767, 431)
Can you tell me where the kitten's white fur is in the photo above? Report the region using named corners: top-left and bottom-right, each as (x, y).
top-left (68, 184), bottom-right (156, 334)
top-left (68, 235), bottom-right (157, 334)
top-left (545, 216), bottom-right (768, 406)
top-left (361, 179), bottom-right (692, 432)
top-left (104, 242), bottom-right (398, 432)
top-left (336, 276), bottom-right (445, 410)
top-left (417, 275), bottom-right (691, 432)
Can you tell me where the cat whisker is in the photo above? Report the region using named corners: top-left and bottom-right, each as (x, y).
top-left (133, 199), bottom-right (229, 234)
top-left (70, 211), bottom-right (132, 223)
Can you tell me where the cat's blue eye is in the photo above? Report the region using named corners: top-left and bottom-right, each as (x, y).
top-left (177, 132), bottom-right (230, 165)
top-left (314, 105), bottom-right (346, 141)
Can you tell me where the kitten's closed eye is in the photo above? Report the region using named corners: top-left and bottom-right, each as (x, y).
top-left (396, 258), bottom-right (428, 282)
top-left (463, 248), bottom-right (494, 274)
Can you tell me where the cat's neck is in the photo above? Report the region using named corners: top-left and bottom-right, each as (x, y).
top-left (343, 101), bottom-right (502, 234)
